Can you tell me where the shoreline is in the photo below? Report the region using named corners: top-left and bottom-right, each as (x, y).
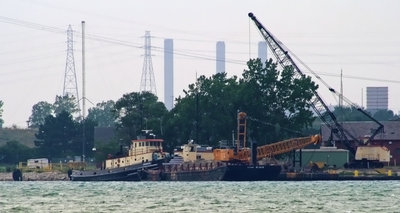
top-left (0, 171), bottom-right (399, 181)
top-left (0, 171), bottom-right (69, 181)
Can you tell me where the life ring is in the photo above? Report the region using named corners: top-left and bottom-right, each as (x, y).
top-left (12, 169), bottom-right (22, 181)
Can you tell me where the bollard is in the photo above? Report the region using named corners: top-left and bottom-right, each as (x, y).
top-left (388, 170), bottom-right (392, 176)
top-left (354, 170), bottom-right (359, 177)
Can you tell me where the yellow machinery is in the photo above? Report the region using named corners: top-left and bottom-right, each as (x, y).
top-left (213, 112), bottom-right (321, 163)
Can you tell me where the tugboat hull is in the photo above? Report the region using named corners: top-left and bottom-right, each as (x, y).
top-left (222, 164), bottom-right (281, 181)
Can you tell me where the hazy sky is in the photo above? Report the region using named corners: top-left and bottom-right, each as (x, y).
top-left (1, 0), bottom-right (399, 127)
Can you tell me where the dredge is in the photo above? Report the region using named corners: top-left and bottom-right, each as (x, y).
top-left (248, 12), bottom-right (387, 168)
top-left (213, 112), bottom-right (321, 181)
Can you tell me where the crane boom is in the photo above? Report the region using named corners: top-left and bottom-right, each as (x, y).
top-left (230, 135), bottom-right (322, 162)
top-left (213, 112), bottom-right (322, 163)
top-left (248, 12), bottom-right (358, 155)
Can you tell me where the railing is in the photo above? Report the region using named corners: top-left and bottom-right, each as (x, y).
top-left (163, 162), bottom-right (225, 173)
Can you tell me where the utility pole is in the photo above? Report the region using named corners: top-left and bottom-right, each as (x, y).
top-left (81, 21), bottom-right (86, 163)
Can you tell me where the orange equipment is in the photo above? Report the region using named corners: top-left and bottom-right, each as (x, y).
top-left (213, 112), bottom-right (321, 163)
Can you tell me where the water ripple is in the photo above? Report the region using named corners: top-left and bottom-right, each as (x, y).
top-left (0, 181), bottom-right (400, 212)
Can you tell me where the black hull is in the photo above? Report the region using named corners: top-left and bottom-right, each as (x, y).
top-left (145, 162), bottom-right (227, 181)
top-left (70, 163), bottom-right (158, 181)
top-left (161, 166), bottom-right (227, 181)
top-left (222, 164), bottom-right (281, 181)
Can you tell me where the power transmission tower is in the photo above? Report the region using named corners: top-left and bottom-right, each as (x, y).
top-left (63, 25), bottom-right (81, 114)
top-left (140, 31), bottom-right (157, 95)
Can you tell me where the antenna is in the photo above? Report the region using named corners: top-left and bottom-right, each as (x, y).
top-left (140, 31), bottom-right (157, 95)
top-left (63, 25), bottom-right (81, 115)
top-left (340, 69), bottom-right (343, 107)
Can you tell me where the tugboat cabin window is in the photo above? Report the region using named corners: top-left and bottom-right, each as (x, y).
top-left (146, 142), bottom-right (149, 146)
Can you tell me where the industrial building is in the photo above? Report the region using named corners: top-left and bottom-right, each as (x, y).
top-left (298, 147), bottom-right (349, 168)
top-left (321, 121), bottom-right (400, 166)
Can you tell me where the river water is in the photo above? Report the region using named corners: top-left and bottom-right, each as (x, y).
top-left (0, 181), bottom-right (399, 212)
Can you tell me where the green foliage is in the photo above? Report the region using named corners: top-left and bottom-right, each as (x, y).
top-left (163, 73), bottom-right (240, 150)
top-left (53, 95), bottom-right (80, 116)
top-left (27, 101), bottom-right (53, 128)
top-left (35, 111), bottom-right (79, 159)
top-left (373, 109), bottom-right (397, 121)
top-left (0, 140), bottom-right (35, 164)
top-left (0, 100), bottom-right (3, 128)
top-left (240, 59), bottom-right (317, 143)
top-left (87, 100), bottom-right (116, 127)
top-left (114, 91), bottom-right (167, 142)
top-left (332, 106), bottom-right (371, 122)
top-left (93, 141), bottom-right (120, 163)
top-left (163, 59), bottom-right (318, 149)
top-left (28, 95), bottom-right (80, 129)
top-left (76, 118), bottom-right (97, 158)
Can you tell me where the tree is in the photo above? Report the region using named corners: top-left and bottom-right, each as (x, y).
top-left (164, 58), bottom-right (318, 149)
top-left (53, 95), bottom-right (80, 116)
top-left (0, 100), bottom-right (3, 128)
top-left (27, 101), bottom-right (53, 128)
top-left (34, 111), bottom-right (78, 159)
top-left (87, 100), bottom-right (116, 127)
top-left (240, 58), bottom-right (317, 143)
top-left (114, 92), bottom-right (167, 142)
top-left (373, 109), bottom-right (396, 121)
top-left (332, 106), bottom-right (371, 122)
top-left (0, 140), bottom-right (34, 164)
top-left (163, 73), bottom-right (240, 150)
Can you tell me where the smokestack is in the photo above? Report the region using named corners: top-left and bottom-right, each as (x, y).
top-left (164, 39), bottom-right (174, 110)
top-left (258, 41), bottom-right (267, 65)
top-left (216, 41), bottom-right (225, 74)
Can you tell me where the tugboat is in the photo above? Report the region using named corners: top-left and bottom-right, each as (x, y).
top-left (70, 131), bottom-right (167, 181)
top-left (145, 141), bottom-right (227, 181)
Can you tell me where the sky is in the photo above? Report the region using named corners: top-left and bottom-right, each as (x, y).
top-left (0, 0), bottom-right (399, 128)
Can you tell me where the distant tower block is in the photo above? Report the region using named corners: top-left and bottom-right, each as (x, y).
top-left (216, 41), bottom-right (225, 74)
top-left (366, 87), bottom-right (388, 114)
top-left (258, 41), bottom-right (268, 64)
top-left (140, 31), bottom-right (157, 95)
top-left (164, 39), bottom-right (174, 110)
top-left (63, 25), bottom-right (81, 112)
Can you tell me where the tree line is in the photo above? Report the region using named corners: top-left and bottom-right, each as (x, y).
top-left (0, 59), bottom-right (398, 164)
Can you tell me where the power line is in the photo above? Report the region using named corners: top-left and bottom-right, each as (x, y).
top-left (1, 15), bottom-right (399, 85)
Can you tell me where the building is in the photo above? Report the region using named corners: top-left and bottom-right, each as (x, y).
top-left (366, 87), bottom-right (388, 114)
top-left (216, 41), bottom-right (225, 74)
top-left (27, 158), bottom-right (49, 169)
top-left (298, 147), bottom-right (349, 168)
top-left (258, 41), bottom-right (268, 64)
top-left (321, 121), bottom-right (400, 166)
top-left (164, 39), bottom-right (174, 110)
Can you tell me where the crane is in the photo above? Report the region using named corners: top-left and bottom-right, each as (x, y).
top-left (248, 12), bottom-right (384, 157)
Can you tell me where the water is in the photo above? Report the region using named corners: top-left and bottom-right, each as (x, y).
top-left (0, 181), bottom-right (399, 212)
